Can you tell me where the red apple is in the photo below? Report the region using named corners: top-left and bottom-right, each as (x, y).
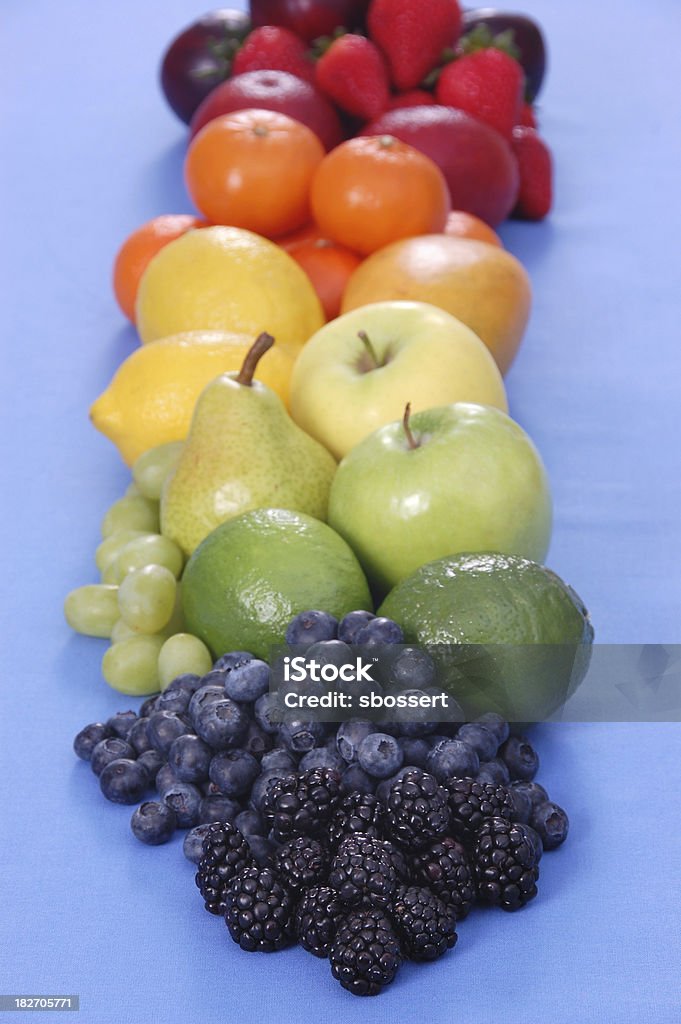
top-left (361, 105), bottom-right (519, 226)
top-left (250, 0), bottom-right (369, 42)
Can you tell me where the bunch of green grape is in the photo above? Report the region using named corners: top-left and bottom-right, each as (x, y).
top-left (64, 442), bottom-right (212, 695)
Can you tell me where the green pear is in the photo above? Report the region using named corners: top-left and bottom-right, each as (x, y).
top-left (160, 333), bottom-right (337, 556)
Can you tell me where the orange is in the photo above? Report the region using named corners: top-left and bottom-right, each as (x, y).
top-left (184, 108), bottom-right (325, 238)
top-left (310, 135), bottom-right (451, 256)
top-left (444, 210), bottom-right (503, 247)
top-left (112, 214), bottom-right (206, 323)
top-left (279, 225), bottom-right (362, 321)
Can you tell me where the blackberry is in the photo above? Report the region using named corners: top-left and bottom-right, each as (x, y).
top-left (263, 767), bottom-right (341, 843)
top-left (445, 777), bottom-right (514, 844)
top-left (327, 792), bottom-right (384, 849)
top-left (329, 834), bottom-right (398, 908)
top-left (225, 867), bottom-right (295, 952)
top-left (195, 821), bottom-right (253, 915)
top-left (295, 885), bottom-right (344, 958)
top-left (330, 907), bottom-right (402, 996)
top-left (273, 836), bottom-right (328, 892)
top-left (391, 885), bottom-right (457, 961)
top-left (473, 816), bottom-right (539, 911)
top-left (383, 768), bottom-right (450, 850)
top-left (411, 837), bottom-right (476, 920)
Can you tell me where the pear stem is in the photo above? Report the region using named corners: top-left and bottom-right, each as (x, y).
top-left (236, 332), bottom-right (275, 386)
top-left (357, 330), bottom-right (379, 368)
top-left (402, 402), bottom-right (419, 450)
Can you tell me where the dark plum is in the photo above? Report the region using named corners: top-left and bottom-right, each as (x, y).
top-left (250, 0), bottom-right (369, 43)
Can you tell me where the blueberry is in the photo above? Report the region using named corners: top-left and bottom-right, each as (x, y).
top-left (511, 780), bottom-right (549, 808)
top-left (354, 617), bottom-right (404, 646)
top-left (499, 735), bottom-right (540, 781)
top-left (168, 734), bottom-right (212, 784)
top-left (146, 711), bottom-right (191, 757)
top-left (386, 646), bottom-right (436, 690)
top-left (242, 720), bottom-right (273, 759)
top-left (73, 722), bottom-right (111, 761)
top-left (260, 749), bottom-right (297, 773)
top-left (299, 746), bottom-right (345, 772)
top-left (200, 669), bottom-right (229, 688)
top-left (337, 610), bottom-right (375, 643)
top-left (357, 732), bottom-right (403, 779)
top-left (183, 824), bottom-right (214, 864)
top-left (213, 650), bottom-right (254, 672)
top-left (155, 763), bottom-right (179, 796)
top-left (163, 673), bottom-right (203, 695)
top-left (427, 734), bottom-right (451, 749)
top-left (254, 693), bottom-right (283, 734)
top-left (139, 695), bottom-right (159, 718)
top-left (508, 786), bottom-right (532, 824)
top-left (234, 809), bottom-right (265, 837)
top-left (475, 712), bottom-right (510, 747)
top-left (155, 688), bottom-right (192, 715)
top-left (340, 764), bottom-right (375, 796)
top-left (128, 717), bottom-right (153, 755)
top-left (198, 794), bottom-right (242, 825)
top-left (131, 801), bottom-right (176, 845)
top-left (305, 639), bottom-right (353, 668)
top-left (477, 758), bottom-right (511, 786)
top-left (456, 723), bottom-right (498, 761)
top-left (224, 659), bottom-right (270, 703)
top-left (336, 720), bottom-right (376, 763)
top-left (100, 759), bottom-right (148, 804)
top-left (249, 769), bottom-right (292, 813)
top-left (195, 699), bottom-right (248, 750)
top-left (425, 739), bottom-right (480, 783)
top-left (397, 736), bottom-right (431, 769)
top-left (106, 710), bottom-right (138, 740)
top-left (90, 737), bottom-right (135, 776)
top-left (247, 835), bottom-right (276, 867)
top-left (136, 749), bottom-right (165, 783)
top-left (524, 823), bottom-right (544, 864)
top-left (531, 801), bottom-right (569, 850)
top-left (162, 782), bottom-right (202, 828)
top-left (188, 684), bottom-right (225, 726)
top-left (209, 749), bottom-right (260, 797)
top-left (278, 719), bottom-right (325, 754)
top-left (285, 610), bottom-right (339, 645)
top-left (394, 691), bottom-right (438, 737)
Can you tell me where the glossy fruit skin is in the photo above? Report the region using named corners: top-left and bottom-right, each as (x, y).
top-left (284, 235), bottom-right (362, 321)
top-left (311, 136), bottom-right (450, 256)
top-left (461, 9), bottom-right (547, 102)
top-left (444, 210), bottom-right (502, 246)
top-left (189, 69), bottom-right (344, 150)
top-left (232, 25), bottom-right (316, 84)
top-left (361, 106), bottom-right (519, 227)
top-left (160, 9), bottom-right (252, 124)
top-left (250, 0), bottom-right (369, 43)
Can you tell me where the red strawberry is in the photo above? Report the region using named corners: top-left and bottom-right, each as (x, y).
top-left (436, 47), bottom-right (524, 139)
top-left (386, 89), bottom-right (436, 111)
top-left (517, 102), bottom-right (537, 128)
top-left (232, 26), bottom-right (315, 85)
top-left (316, 34), bottom-right (390, 121)
top-left (367, 0), bottom-right (462, 91)
top-left (511, 126), bottom-right (552, 219)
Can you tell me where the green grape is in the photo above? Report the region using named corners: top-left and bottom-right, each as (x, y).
top-left (95, 530), bottom-right (150, 574)
top-left (105, 534), bottom-right (184, 584)
top-left (64, 584), bottom-right (119, 638)
top-left (101, 495), bottom-right (160, 538)
top-left (158, 633), bottom-right (213, 690)
top-left (164, 580), bottom-right (186, 635)
top-left (125, 481), bottom-right (141, 497)
top-left (117, 564), bottom-right (177, 634)
top-left (110, 618), bottom-right (138, 644)
top-left (102, 635), bottom-right (164, 695)
top-left (132, 441), bottom-right (184, 500)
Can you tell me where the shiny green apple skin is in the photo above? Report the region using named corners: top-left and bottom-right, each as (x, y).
top-left (289, 300), bottom-right (507, 460)
top-left (327, 402), bottom-right (552, 597)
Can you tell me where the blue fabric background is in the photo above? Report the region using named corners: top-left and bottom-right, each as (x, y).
top-left (1, 1), bottom-right (680, 1021)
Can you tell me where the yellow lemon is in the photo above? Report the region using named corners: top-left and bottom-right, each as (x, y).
top-left (135, 225), bottom-right (324, 348)
top-left (90, 330), bottom-right (295, 465)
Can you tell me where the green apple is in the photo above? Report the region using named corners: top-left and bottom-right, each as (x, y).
top-left (327, 402), bottom-right (552, 597)
top-left (289, 300), bottom-right (507, 460)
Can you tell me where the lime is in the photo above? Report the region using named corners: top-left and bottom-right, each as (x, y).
top-left (182, 508), bottom-right (373, 659)
top-left (379, 552), bottom-right (594, 721)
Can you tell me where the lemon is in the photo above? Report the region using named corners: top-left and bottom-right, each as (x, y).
top-left (90, 330), bottom-right (295, 465)
top-left (136, 225), bottom-right (324, 348)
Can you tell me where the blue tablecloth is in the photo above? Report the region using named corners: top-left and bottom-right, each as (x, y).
top-left (2, 1), bottom-right (680, 1021)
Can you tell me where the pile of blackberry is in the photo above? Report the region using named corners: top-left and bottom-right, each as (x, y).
top-left (74, 607), bottom-right (570, 996)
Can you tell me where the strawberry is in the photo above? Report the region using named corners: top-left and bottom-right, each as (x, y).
top-left (367, 0), bottom-right (462, 91)
top-left (385, 89), bottom-right (436, 111)
top-left (517, 102), bottom-right (537, 128)
top-left (435, 47), bottom-right (524, 140)
top-left (511, 126), bottom-right (552, 220)
top-left (232, 26), bottom-right (315, 85)
top-left (316, 34), bottom-right (390, 121)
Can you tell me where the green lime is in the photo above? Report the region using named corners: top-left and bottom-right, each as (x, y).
top-left (182, 508), bottom-right (373, 659)
top-left (379, 552), bottom-right (594, 721)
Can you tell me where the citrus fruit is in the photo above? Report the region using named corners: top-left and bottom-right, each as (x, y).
top-left (90, 329), bottom-right (295, 465)
top-left (379, 552), bottom-right (594, 721)
top-left (282, 233), bottom-right (363, 321)
top-left (185, 108), bottom-right (325, 237)
top-left (135, 225), bottom-right (324, 347)
top-left (182, 508), bottom-right (373, 658)
top-left (444, 211), bottom-right (502, 247)
top-left (112, 214), bottom-right (207, 322)
top-left (341, 235), bottom-right (531, 374)
top-left (310, 135), bottom-right (451, 256)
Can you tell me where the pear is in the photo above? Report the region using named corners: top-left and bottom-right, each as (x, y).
top-left (160, 333), bottom-right (337, 556)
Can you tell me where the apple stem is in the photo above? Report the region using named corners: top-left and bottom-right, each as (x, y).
top-left (402, 402), bottom-right (419, 450)
top-left (357, 330), bottom-right (379, 368)
top-left (236, 332), bottom-right (275, 386)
